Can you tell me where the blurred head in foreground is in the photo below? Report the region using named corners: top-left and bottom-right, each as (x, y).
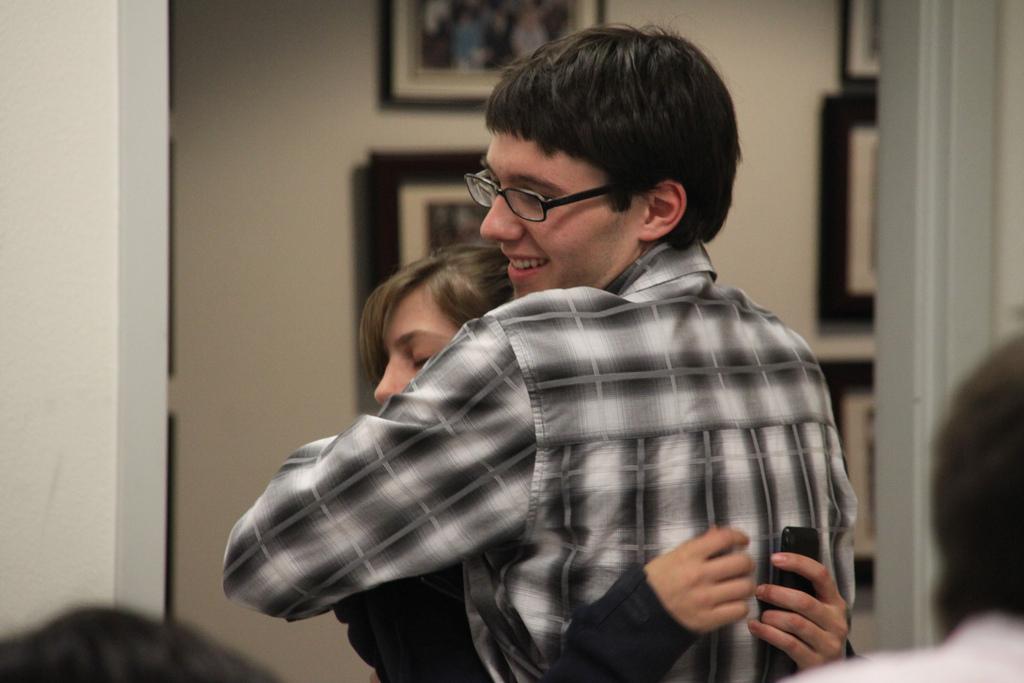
top-left (0, 606), bottom-right (279, 683)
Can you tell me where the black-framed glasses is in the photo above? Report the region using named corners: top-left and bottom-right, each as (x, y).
top-left (464, 171), bottom-right (616, 222)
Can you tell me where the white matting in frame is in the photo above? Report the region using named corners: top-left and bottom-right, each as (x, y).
top-left (397, 181), bottom-right (485, 265)
top-left (840, 389), bottom-right (875, 560)
top-left (844, 0), bottom-right (880, 81)
top-left (847, 125), bottom-right (878, 296)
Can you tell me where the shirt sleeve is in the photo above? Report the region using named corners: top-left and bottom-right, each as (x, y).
top-left (542, 565), bottom-right (697, 683)
top-left (223, 315), bottom-right (537, 620)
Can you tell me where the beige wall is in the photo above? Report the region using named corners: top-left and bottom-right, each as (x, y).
top-left (0, 1), bottom-right (120, 631)
top-left (169, 2), bottom-right (866, 681)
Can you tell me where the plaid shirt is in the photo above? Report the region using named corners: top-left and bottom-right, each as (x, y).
top-left (224, 243), bottom-right (856, 682)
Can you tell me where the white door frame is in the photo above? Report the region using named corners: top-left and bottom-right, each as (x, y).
top-left (874, 0), bottom-right (996, 648)
top-left (115, 0), bottom-right (169, 616)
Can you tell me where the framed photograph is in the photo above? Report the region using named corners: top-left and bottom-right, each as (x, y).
top-left (819, 94), bottom-right (877, 322)
top-left (841, 0), bottom-right (879, 84)
top-left (370, 150), bottom-right (488, 284)
top-left (820, 361), bottom-right (875, 585)
top-left (382, 0), bottom-right (604, 105)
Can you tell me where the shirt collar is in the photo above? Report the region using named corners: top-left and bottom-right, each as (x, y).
top-left (605, 242), bottom-right (717, 296)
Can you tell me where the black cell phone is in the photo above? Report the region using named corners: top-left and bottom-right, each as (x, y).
top-left (776, 526), bottom-right (819, 597)
top-left (764, 526), bottom-right (821, 678)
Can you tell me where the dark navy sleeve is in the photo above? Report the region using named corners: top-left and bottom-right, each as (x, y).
top-left (332, 568), bottom-right (491, 683)
top-left (333, 594), bottom-right (382, 675)
top-left (541, 565), bottom-right (697, 683)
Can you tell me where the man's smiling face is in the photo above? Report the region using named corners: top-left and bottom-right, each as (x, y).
top-left (479, 134), bottom-right (648, 298)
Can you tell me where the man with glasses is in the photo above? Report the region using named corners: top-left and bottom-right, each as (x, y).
top-left (225, 25), bottom-right (855, 682)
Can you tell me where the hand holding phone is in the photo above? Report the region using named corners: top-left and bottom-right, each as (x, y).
top-left (749, 526), bottom-right (849, 674)
top-left (760, 526), bottom-right (822, 677)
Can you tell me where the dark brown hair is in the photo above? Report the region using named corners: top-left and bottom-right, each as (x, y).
top-left (359, 244), bottom-right (512, 384)
top-left (486, 25), bottom-right (740, 249)
top-left (933, 334), bottom-right (1024, 632)
top-left (0, 607), bottom-right (279, 683)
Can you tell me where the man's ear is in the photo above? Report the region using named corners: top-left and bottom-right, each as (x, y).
top-left (638, 179), bottom-right (686, 242)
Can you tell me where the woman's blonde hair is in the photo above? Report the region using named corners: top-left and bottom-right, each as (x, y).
top-left (359, 244), bottom-right (512, 384)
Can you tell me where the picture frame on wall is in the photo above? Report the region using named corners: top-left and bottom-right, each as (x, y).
top-left (820, 361), bottom-right (875, 585)
top-left (819, 94), bottom-right (877, 322)
top-left (382, 0), bottom-right (604, 106)
top-left (841, 0), bottom-right (880, 85)
top-left (369, 151), bottom-right (487, 285)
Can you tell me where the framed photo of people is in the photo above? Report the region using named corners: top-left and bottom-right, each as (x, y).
top-left (382, 0), bottom-right (605, 105)
top-left (819, 94), bottom-right (877, 322)
top-left (820, 361), bottom-right (875, 585)
top-left (369, 151), bottom-right (488, 284)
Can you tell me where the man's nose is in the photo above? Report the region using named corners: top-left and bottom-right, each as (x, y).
top-left (479, 197), bottom-right (525, 243)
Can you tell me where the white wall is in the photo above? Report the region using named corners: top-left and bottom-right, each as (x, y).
top-left (0, 1), bottom-right (120, 630)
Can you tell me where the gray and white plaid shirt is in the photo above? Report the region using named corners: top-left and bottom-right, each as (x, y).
top-left (224, 242), bottom-right (856, 682)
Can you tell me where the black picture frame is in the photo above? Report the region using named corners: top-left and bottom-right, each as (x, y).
top-left (820, 361), bottom-right (875, 585)
top-left (369, 150), bottom-right (486, 285)
top-left (819, 94), bottom-right (877, 322)
top-left (381, 0), bottom-right (604, 106)
top-left (168, 138), bottom-right (175, 377)
top-left (841, 0), bottom-right (880, 86)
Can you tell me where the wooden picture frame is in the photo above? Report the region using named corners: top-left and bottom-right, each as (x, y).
top-left (841, 0), bottom-right (880, 85)
top-left (820, 361), bottom-right (875, 585)
top-left (382, 0), bottom-right (604, 106)
top-left (819, 94), bottom-right (877, 322)
top-left (369, 150), bottom-right (487, 285)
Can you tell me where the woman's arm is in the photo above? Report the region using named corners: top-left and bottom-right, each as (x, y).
top-left (543, 528), bottom-right (753, 683)
top-left (545, 529), bottom-right (852, 683)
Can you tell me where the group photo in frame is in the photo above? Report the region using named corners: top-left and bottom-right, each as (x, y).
top-left (820, 361), bottom-right (875, 585)
top-left (819, 94), bottom-right (877, 322)
top-left (369, 151), bottom-right (488, 285)
top-left (382, 0), bottom-right (604, 105)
